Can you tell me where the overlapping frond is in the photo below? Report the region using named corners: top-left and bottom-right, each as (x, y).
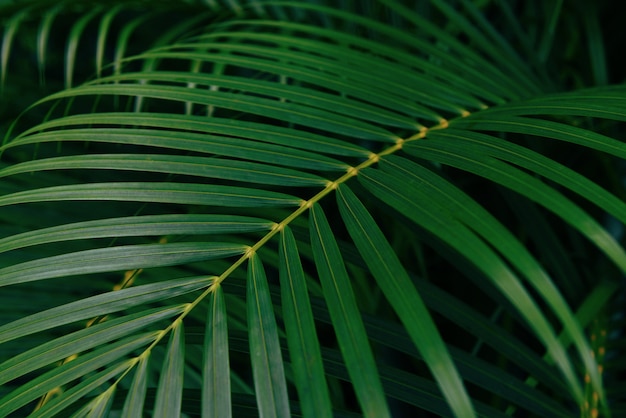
top-left (0, 1), bottom-right (624, 417)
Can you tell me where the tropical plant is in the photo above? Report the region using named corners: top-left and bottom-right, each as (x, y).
top-left (0, 0), bottom-right (624, 417)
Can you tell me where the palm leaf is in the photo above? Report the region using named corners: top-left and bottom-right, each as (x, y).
top-left (121, 354), bottom-right (150, 418)
top-left (247, 253), bottom-right (291, 418)
top-left (0, 334), bottom-right (156, 416)
top-left (337, 184), bottom-right (478, 415)
top-left (31, 363), bottom-right (127, 418)
top-left (202, 284), bottom-right (231, 418)
top-left (310, 203), bottom-right (391, 418)
top-left (279, 226), bottom-right (332, 418)
top-left (154, 321), bottom-right (185, 418)
top-left (0, 0), bottom-right (624, 417)
top-left (0, 306), bottom-right (183, 386)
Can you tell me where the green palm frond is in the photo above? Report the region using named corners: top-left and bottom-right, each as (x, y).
top-left (1, 0), bottom-right (625, 417)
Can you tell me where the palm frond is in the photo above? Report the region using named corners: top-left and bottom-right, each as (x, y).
top-left (1, 0), bottom-right (624, 417)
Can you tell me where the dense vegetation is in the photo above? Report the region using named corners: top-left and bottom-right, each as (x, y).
top-left (0, 1), bottom-right (625, 417)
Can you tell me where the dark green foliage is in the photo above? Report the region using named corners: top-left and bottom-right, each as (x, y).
top-left (0, 1), bottom-right (625, 417)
